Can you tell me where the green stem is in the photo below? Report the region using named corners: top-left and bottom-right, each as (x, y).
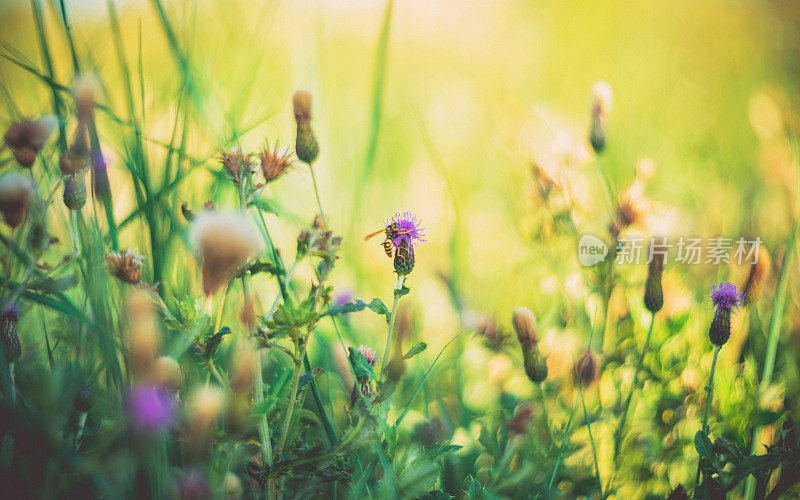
top-left (614, 312), bottom-right (655, 458)
top-left (581, 391), bottom-right (603, 498)
top-left (238, 171), bottom-right (273, 470)
top-left (379, 275), bottom-right (404, 381)
top-left (276, 345), bottom-right (306, 456)
top-left (549, 384), bottom-right (582, 490)
top-left (8, 362), bottom-right (15, 406)
top-left (309, 165), bottom-right (326, 225)
top-left (694, 344), bottom-right (721, 492)
top-left (539, 383), bottom-right (554, 446)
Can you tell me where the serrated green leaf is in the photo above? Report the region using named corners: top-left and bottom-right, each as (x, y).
top-left (394, 286), bottom-right (410, 299)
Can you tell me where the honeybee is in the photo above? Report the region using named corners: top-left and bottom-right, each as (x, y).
top-left (364, 223), bottom-right (409, 259)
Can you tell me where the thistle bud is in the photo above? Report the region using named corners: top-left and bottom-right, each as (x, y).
top-left (292, 91), bottom-right (319, 165)
top-left (63, 173), bottom-right (87, 211)
top-left (574, 350), bottom-right (598, 386)
top-left (393, 239), bottom-right (415, 276)
top-left (523, 347), bottom-right (548, 383)
top-left (644, 249), bottom-right (666, 314)
top-left (105, 248), bottom-right (145, 285)
top-left (589, 113), bottom-right (605, 154)
top-left (508, 402), bottom-right (533, 437)
top-left (0, 174), bottom-right (35, 229)
top-left (259, 141), bottom-right (293, 183)
top-left (3, 117), bottom-right (57, 168)
top-left (511, 307), bottom-right (537, 349)
top-left (708, 282), bottom-right (742, 346)
top-left (60, 123), bottom-right (91, 175)
top-left (1, 304), bottom-right (22, 363)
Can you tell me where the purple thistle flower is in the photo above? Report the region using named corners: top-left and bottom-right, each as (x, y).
top-left (357, 345), bottom-right (379, 366)
top-left (385, 211), bottom-right (425, 248)
top-left (128, 385), bottom-right (175, 433)
top-left (2, 303), bottom-right (21, 323)
top-left (708, 282), bottom-right (743, 313)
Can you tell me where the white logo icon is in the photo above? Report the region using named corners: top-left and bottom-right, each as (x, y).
top-left (578, 234), bottom-right (608, 266)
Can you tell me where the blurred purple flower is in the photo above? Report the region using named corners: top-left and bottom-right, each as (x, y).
top-left (128, 384), bottom-right (174, 433)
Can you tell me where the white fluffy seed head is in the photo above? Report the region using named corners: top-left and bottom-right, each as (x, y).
top-left (190, 211), bottom-right (262, 296)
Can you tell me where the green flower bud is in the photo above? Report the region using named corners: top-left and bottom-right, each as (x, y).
top-left (523, 346), bottom-right (548, 383)
top-left (644, 253), bottom-right (665, 314)
top-left (293, 91), bottom-right (319, 165)
top-left (708, 309), bottom-right (731, 346)
top-left (574, 350), bottom-right (598, 386)
top-left (63, 173), bottom-right (87, 211)
top-left (394, 240), bottom-right (415, 276)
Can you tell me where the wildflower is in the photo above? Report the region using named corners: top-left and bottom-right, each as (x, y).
top-left (60, 123), bottom-right (91, 175)
top-left (128, 384), bottom-right (175, 433)
top-left (742, 246), bottom-right (770, 306)
top-left (386, 211), bottom-right (426, 247)
top-left (512, 307), bottom-right (548, 383)
top-left (708, 282), bottom-right (743, 346)
top-left (644, 246), bottom-right (666, 314)
top-left (292, 90), bottom-right (319, 165)
top-left (393, 239), bottom-right (415, 276)
top-left (127, 289), bottom-right (160, 375)
top-left (219, 147), bottom-right (253, 185)
top-left (508, 402), bottom-right (533, 437)
top-left (512, 307), bottom-right (538, 349)
top-left (3, 116), bottom-right (57, 168)
top-left (0, 173), bottom-right (35, 228)
top-left (355, 344), bottom-right (378, 398)
top-left (150, 356), bottom-right (184, 391)
top-left (105, 248), bottom-right (145, 285)
top-left (63, 172), bottom-right (87, 211)
top-left (73, 74), bottom-right (99, 123)
top-left (609, 195), bottom-right (642, 237)
top-left (574, 349), bottom-right (598, 386)
top-left (259, 141), bottom-right (293, 183)
top-left (187, 386), bottom-right (226, 437)
top-left (230, 344), bottom-right (257, 394)
top-left (1, 304), bottom-right (22, 364)
top-left (190, 211), bottom-right (262, 296)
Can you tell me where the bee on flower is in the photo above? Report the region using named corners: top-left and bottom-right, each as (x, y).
top-left (364, 211), bottom-right (425, 276)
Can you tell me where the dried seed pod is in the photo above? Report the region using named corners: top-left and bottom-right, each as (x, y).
top-left (259, 141), bottom-right (293, 183)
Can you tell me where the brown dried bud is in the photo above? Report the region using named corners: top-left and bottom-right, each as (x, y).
top-left (574, 350), bottom-right (598, 386)
top-left (259, 142), bottom-right (293, 183)
top-left (0, 174), bottom-right (35, 228)
top-left (508, 402), bottom-right (533, 437)
top-left (3, 117), bottom-right (56, 168)
top-left (292, 90), bottom-right (313, 123)
top-left (512, 307), bottom-right (538, 349)
top-left (105, 248), bottom-right (145, 285)
top-left (219, 148), bottom-right (252, 185)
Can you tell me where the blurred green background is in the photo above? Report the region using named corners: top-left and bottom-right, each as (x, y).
top-left (1, 0), bottom-right (799, 496)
